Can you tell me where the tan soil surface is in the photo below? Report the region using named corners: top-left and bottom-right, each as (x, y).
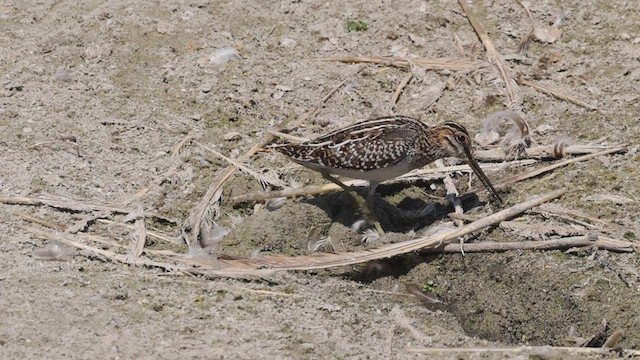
top-left (1, 0), bottom-right (639, 359)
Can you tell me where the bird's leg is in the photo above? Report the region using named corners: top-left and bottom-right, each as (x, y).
top-left (321, 172), bottom-right (385, 235)
top-left (366, 182), bottom-right (385, 235)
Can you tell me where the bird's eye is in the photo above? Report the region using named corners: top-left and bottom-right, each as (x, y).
top-left (455, 135), bottom-right (466, 143)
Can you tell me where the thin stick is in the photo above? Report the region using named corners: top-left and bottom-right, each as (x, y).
top-left (125, 206), bottom-right (147, 263)
top-left (231, 160), bottom-right (528, 204)
top-left (267, 129), bottom-right (308, 143)
top-left (14, 211), bottom-right (67, 231)
top-left (474, 144), bottom-right (625, 162)
top-left (0, 193), bottom-right (131, 214)
top-left (21, 225), bottom-right (196, 273)
top-left (473, 147), bottom-right (626, 194)
top-left (407, 346), bottom-right (640, 356)
top-left (314, 57), bottom-right (484, 72)
top-left (96, 219), bottom-right (182, 245)
top-left (536, 204), bottom-right (625, 232)
top-left (435, 159), bottom-right (464, 227)
top-left (517, 77), bottom-right (598, 111)
top-left (227, 285), bottom-right (303, 298)
top-left (194, 140), bottom-right (284, 187)
top-left (421, 235), bottom-right (635, 253)
top-left (458, 0), bottom-right (518, 107)
top-left (389, 72), bottom-right (413, 111)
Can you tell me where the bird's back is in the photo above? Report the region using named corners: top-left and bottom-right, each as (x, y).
top-left (273, 116), bottom-right (433, 180)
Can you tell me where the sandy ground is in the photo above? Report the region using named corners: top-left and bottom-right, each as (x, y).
top-left (1, 0), bottom-right (639, 358)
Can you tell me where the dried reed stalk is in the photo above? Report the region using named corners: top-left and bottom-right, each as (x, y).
top-left (517, 77), bottom-right (598, 111)
top-left (0, 193), bottom-right (131, 213)
top-left (314, 57), bottom-right (484, 72)
top-left (458, 0), bottom-right (519, 107)
top-left (421, 235), bottom-right (635, 253)
top-left (389, 72), bottom-right (413, 111)
top-left (472, 146), bottom-right (626, 195)
top-left (407, 346), bottom-right (640, 356)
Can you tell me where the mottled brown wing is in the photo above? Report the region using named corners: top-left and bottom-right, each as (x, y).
top-left (274, 116), bottom-right (423, 171)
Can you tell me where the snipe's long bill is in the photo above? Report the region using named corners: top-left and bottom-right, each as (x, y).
top-left (272, 116), bottom-right (502, 227)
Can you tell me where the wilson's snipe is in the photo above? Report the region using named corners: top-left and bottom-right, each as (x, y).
top-left (272, 116), bottom-right (502, 233)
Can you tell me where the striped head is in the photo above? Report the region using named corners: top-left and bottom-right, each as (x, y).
top-left (433, 122), bottom-right (503, 204)
top-left (433, 122), bottom-right (474, 159)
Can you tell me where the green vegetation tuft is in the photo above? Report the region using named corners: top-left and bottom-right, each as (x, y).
top-left (421, 280), bottom-right (439, 295)
top-left (345, 19), bottom-right (368, 32)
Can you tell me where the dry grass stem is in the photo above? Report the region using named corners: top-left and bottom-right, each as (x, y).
top-left (228, 285), bottom-right (303, 298)
top-left (0, 193), bottom-right (132, 214)
top-left (171, 135), bottom-right (194, 158)
top-left (125, 205), bottom-right (147, 263)
top-left (233, 143), bottom-right (624, 205)
top-left (515, 0), bottom-right (535, 56)
top-left (535, 204), bottom-right (625, 233)
top-left (517, 77), bottom-right (598, 111)
top-left (407, 346), bottom-right (640, 356)
top-left (421, 235), bottom-right (635, 254)
top-left (195, 140), bottom-right (285, 188)
top-left (267, 129), bottom-right (309, 143)
top-left (391, 307), bottom-right (431, 343)
top-left (471, 146), bottom-right (627, 195)
top-left (96, 219), bottom-right (182, 245)
top-left (14, 211), bottom-right (66, 231)
top-left (16, 211), bottom-right (181, 257)
top-left (474, 144), bottom-right (622, 162)
top-left (21, 225), bottom-right (199, 274)
top-left (435, 159), bottom-right (464, 227)
top-left (314, 57), bottom-right (484, 72)
top-left (458, 0), bottom-right (519, 107)
top-left (389, 72), bottom-right (413, 111)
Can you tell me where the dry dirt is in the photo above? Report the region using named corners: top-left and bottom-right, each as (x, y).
top-left (1, 0), bottom-right (639, 359)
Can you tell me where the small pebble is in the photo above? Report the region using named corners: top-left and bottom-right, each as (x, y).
top-left (209, 46), bottom-right (240, 64)
top-left (280, 38), bottom-right (297, 47)
top-left (223, 131), bottom-right (242, 141)
top-left (53, 69), bottom-right (72, 82)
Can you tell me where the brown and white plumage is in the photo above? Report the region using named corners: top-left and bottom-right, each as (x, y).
top-left (271, 116), bottom-right (501, 233)
top-left (273, 116), bottom-right (501, 204)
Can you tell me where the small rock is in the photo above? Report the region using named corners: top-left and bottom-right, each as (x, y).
top-left (53, 69), bottom-right (72, 82)
top-left (584, 194), bottom-right (634, 204)
top-left (265, 197), bottom-right (286, 211)
top-left (157, 21), bottom-right (175, 34)
top-left (534, 124), bottom-right (555, 135)
top-left (408, 32), bottom-right (427, 47)
top-left (223, 131), bottom-right (242, 141)
top-left (200, 84), bottom-right (213, 93)
top-left (279, 38), bottom-right (297, 47)
top-left (275, 84), bottom-right (294, 92)
top-left (534, 25), bottom-right (562, 43)
top-left (84, 44), bottom-right (112, 60)
top-left (209, 46), bottom-right (240, 65)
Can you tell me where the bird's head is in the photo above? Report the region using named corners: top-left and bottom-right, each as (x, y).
top-left (435, 122), bottom-right (503, 205)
